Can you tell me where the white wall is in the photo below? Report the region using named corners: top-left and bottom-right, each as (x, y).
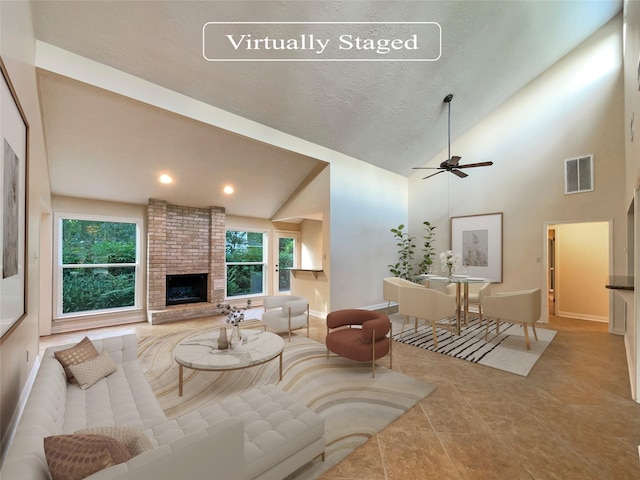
top-left (622, 0), bottom-right (640, 402)
top-left (0, 0), bottom-right (51, 454)
top-left (409, 16), bottom-right (626, 324)
top-left (329, 155), bottom-right (408, 311)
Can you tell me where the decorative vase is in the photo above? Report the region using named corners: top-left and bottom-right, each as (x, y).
top-left (230, 325), bottom-right (242, 349)
top-left (217, 327), bottom-right (229, 350)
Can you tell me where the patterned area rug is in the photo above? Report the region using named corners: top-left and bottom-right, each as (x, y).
top-left (138, 321), bottom-right (435, 479)
top-left (391, 314), bottom-right (557, 376)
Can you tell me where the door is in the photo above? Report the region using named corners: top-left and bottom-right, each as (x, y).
top-left (273, 232), bottom-right (299, 294)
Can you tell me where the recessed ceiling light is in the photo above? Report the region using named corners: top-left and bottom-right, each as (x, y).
top-left (159, 174), bottom-right (173, 184)
top-left (223, 185), bottom-right (234, 194)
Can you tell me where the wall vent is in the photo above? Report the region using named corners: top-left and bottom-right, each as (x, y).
top-left (564, 155), bottom-right (593, 194)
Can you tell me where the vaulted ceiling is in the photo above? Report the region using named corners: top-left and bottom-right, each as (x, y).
top-left (31, 0), bottom-right (622, 217)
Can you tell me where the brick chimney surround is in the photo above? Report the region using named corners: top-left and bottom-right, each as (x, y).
top-left (146, 199), bottom-right (226, 324)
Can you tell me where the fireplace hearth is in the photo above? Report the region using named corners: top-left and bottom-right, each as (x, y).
top-left (166, 273), bottom-right (208, 306)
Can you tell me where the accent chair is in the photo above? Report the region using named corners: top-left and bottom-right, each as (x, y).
top-left (325, 309), bottom-right (391, 378)
top-left (261, 295), bottom-right (309, 341)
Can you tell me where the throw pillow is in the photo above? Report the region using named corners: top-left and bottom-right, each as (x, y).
top-left (75, 426), bottom-right (153, 457)
top-left (44, 433), bottom-right (131, 480)
top-left (54, 336), bottom-right (99, 384)
top-left (68, 351), bottom-right (117, 390)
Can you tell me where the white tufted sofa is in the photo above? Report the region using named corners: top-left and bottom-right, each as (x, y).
top-left (1, 334), bottom-right (325, 480)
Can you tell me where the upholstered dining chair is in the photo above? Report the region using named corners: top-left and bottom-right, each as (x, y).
top-left (467, 282), bottom-right (492, 325)
top-left (398, 286), bottom-right (457, 347)
top-left (482, 288), bottom-right (542, 350)
top-left (261, 295), bottom-right (309, 341)
top-left (325, 309), bottom-right (391, 378)
top-left (383, 277), bottom-right (424, 314)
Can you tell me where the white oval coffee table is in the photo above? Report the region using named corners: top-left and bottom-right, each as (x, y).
top-left (173, 328), bottom-right (284, 397)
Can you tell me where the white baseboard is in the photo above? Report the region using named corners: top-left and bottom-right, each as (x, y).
top-left (556, 310), bottom-right (608, 323)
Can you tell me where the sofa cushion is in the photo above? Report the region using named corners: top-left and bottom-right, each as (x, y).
top-left (54, 336), bottom-right (99, 384)
top-left (152, 384), bottom-right (324, 479)
top-left (44, 434), bottom-right (131, 480)
top-left (75, 426), bottom-right (153, 457)
top-left (69, 351), bottom-right (118, 390)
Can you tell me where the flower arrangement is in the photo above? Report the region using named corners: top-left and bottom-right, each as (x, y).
top-left (216, 299), bottom-right (252, 326)
top-left (439, 250), bottom-right (461, 277)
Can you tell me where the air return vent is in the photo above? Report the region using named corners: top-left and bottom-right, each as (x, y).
top-left (564, 155), bottom-right (593, 194)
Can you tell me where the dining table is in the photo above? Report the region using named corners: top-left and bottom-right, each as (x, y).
top-left (421, 274), bottom-right (488, 335)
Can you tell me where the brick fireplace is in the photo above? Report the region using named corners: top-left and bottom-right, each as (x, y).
top-left (146, 199), bottom-right (226, 324)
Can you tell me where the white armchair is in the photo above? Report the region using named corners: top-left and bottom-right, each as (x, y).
top-left (261, 295), bottom-right (309, 341)
top-left (482, 288), bottom-right (542, 350)
top-left (383, 277), bottom-right (424, 313)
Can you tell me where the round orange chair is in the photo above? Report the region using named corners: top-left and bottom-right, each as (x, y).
top-left (325, 309), bottom-right (392, 378)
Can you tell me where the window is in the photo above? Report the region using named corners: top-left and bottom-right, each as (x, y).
top-left (56, 215), bottom-right (140, 317)
top-left (225, 230), bottom-right (266, 297)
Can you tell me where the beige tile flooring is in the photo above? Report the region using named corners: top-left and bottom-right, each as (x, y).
top-left (40, 312), bottom-right (640, 479)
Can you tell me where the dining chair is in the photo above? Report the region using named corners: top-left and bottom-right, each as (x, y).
top-left (468, 282), bottom-right (492, 325)
top-left (398, 286), bottom-right (457, 347)
top-left (383, 277), bottom-right (425, 314)
top-left (482, 288), bottom-right (542, 350)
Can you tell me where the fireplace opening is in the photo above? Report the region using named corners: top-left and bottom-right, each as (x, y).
top-left (166, 273), bottom-right (208, 306)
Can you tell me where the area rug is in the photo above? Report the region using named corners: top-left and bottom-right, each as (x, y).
top-left (137, 322), bottom-right (435, 479)
top-left (391, 314), bottom-right (557, 376)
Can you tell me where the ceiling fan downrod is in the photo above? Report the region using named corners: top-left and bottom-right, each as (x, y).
top-left (444, 93), bottom-right (453, 161)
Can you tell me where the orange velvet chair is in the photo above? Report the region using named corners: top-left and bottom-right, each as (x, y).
top-left (325, 309), bottom-right (392, 378)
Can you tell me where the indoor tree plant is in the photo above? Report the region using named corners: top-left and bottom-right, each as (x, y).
top-left (418, 221), bottom-right (437, 275)
top-left (388, 224), bottom-right (416, 280)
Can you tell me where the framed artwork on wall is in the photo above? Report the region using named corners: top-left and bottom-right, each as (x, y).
top-left (450, 212), bottom-right (503, 282)
top-left (1, 58), bottom-right (29, 339)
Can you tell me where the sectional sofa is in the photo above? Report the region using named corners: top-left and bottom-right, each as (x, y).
top-left (1, 333), bottom-right (325, 479)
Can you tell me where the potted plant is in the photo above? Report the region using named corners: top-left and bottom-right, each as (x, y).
top-left (388, 224), bottom-right (416, 280)
top-left (418, 221), bottom-right (436, 275)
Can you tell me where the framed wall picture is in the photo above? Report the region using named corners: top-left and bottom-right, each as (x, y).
top-left (1, 58), bottom-right (29, 339)
top-left (450, 212), bottom-right (503, 282)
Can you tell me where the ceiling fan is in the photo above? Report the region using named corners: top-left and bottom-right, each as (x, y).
top-left (413, 94), bottom-right (493, 180)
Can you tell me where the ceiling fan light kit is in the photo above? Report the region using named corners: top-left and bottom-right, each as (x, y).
top-left (414, 93), bottom-right (493, 180)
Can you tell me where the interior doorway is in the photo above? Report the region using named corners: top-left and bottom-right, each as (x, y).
top-left (546, 221), bottom-right (610, 324)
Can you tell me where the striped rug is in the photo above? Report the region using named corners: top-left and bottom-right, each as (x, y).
top-left (391, 314), bottom-right (557, 376)
top-left (137, 321), bottom-right (435, 479)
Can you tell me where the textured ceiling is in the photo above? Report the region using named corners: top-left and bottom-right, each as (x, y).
top-left (31, 0), bottom-right (622, 215)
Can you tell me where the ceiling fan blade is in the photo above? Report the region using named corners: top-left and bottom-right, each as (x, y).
top-left (456, 161), bottom-right (494, 169)
top-left (447, 156), bottom-right (462, 166)
top-left (412, 167), bottom-right (441, 170)
top-left (451, 169), bottom-right (468, 178)
top-left (423, 170), bottom-right (445, 180)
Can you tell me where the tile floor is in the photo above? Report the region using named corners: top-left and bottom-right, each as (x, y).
top-left (40, 312), bottom-right (640, 480)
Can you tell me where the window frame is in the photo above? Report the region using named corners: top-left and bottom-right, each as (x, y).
top-left (224, 228), bottom-right (268, 299)
top-left (53, 212), bottom-right (143, 320)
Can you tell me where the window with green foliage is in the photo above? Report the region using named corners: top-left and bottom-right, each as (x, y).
top-left (57, 217), bottom-right (140, 316)
top-left (225, 230), bottom-right (266, 297)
